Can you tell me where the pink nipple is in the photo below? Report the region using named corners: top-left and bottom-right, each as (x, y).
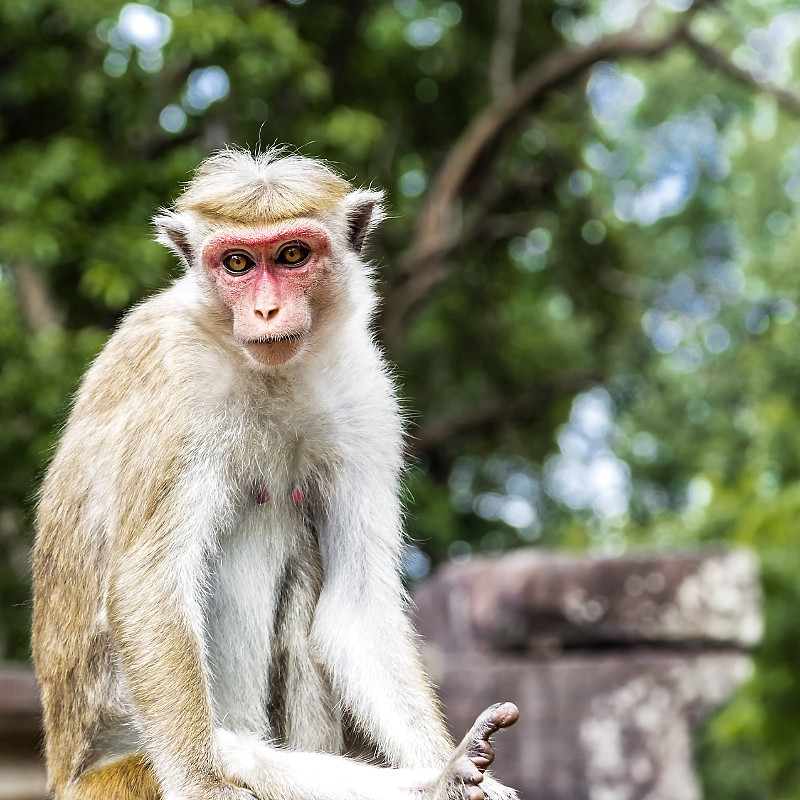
top-left (253, 486), bottom-right (271, 505)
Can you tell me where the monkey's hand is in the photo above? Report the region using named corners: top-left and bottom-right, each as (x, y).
top-left (432, 703), bottom-right (519, 800)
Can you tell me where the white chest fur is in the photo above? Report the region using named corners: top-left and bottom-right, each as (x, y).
top-left (206, 497), bottom-right (301, 734)
top-left (204, 406), bottom-right (343, 748)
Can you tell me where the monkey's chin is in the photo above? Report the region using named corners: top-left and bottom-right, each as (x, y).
top-left (244, 335), bottom-right (306, 367)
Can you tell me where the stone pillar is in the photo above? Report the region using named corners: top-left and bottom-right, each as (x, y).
top-left (413, 549), bottom-right (761, 800)
top-left (0, 665), bottom-right (45, 800)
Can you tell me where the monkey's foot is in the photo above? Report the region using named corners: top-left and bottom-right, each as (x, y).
top-left (435, 703), bottom-right (519, 800)
top-left (176, 784), bottom-right (258, 800)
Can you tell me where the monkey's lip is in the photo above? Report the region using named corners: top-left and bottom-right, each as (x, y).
top-left (246, 332), bottom-right (306, 345)
top-left (244, 332), bottom-right (307, 366)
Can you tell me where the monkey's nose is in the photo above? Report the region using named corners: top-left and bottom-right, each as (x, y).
top-left (254, 306), bottom-right (280, 321)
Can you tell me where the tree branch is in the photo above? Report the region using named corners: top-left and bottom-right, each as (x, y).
top-left (681, 29), bottom-right (800, 117)
top-left (381, 12), bottom-right (700, 349)
top-left (411, 370), bottom-right (603, 457)
top-left (6, 262), bottom-right (65, 332)
top-left (489, 0), bottom-right (522, 102)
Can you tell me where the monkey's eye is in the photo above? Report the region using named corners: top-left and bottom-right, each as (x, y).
top-left (276, 244), bottom-right (310, 266)
top-left (223, 253), bottom-right (255, 274)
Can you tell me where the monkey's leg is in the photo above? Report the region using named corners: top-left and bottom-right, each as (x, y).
top-left (62, 755), bottom-right (160, 800)
top-left (217, 703), bottom-right (519, 800)
top-left (64, 753), bottom-right (257, 800)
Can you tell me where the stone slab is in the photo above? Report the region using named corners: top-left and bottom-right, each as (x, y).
top-left (414, 550), bottom-right (761, 652)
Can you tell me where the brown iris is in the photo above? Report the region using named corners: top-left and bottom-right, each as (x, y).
top-left (223, 253), bottom-right (255, 274)
top-left (276, 244), bottom-right (310, 266)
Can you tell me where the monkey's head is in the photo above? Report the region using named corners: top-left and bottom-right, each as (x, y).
top-left (154, 148), bottom-right (384, 368)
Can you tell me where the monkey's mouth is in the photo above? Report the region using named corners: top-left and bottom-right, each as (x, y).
top-left (247, 332), bottom-right (305, 345)
top-left (244, 332), bottom-right (307, 366)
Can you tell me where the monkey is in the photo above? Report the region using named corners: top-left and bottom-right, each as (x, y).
top-left (32, 148), bottom-right (519, 800)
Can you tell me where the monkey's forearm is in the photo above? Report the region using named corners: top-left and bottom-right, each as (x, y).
top-left (217, 707), bottom-right (518, 800)
top-left (315, 585), bottom-right (452, 767)
top-left (315, 471), bottom-right (453, 769)
top-left (217, 728), bottom-right (438, 800)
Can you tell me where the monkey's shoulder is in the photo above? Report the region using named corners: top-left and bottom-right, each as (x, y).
top-left (79, 283), bottom-right (231, 404)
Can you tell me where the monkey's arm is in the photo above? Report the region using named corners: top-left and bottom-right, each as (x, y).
top-left (312, 458), bottom-right (454, 770)
top-left (217, 703), bottom-right (518, 800)
top-left (310, 464), bottom-right (520, 800)
top-left (106, 458), bottom-right (248, 800)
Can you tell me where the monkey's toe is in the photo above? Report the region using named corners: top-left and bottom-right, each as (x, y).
top-left (487, 702), bottom-right (519, 730)
top-left (464, 786), bottom-right (485, 800)
top-left (472, 702), bottom-right (519, 742)
top-left (467, 739), bottom-right (493, 769)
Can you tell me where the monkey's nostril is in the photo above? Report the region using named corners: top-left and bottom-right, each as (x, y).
top-left (255, 307), bottom-right (280, 321)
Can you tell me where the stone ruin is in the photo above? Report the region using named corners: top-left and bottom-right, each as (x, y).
top-left (413, 549), bottom-right (761, 800)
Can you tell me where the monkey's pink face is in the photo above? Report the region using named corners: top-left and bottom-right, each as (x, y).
top-left (202, 223), bottom-right (333, 367)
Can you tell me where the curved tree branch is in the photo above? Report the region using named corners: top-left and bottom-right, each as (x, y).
top-left (489, 0), bottom-right (522, 102)
top-left (681, 29), bottom-right (800, 117)
top-left (411, 369), bottom-right (603, 458)
top-left (381, 8), bottom-right (703, 349)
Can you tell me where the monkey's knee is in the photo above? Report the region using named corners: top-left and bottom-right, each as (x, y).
top-left (68, 755), bottom-right (161, 800)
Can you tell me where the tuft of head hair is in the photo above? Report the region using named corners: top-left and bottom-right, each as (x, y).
top-left (174, 148), bottom-right (354, 224)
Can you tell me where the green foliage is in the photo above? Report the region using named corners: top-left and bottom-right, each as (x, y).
top-left (698, 549), bottom-right (800, 800)
top-left (3, 0), bottom-right (800, 794)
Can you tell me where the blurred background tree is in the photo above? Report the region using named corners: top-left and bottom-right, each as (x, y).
top-left (2, 0), bottom-right (800, 796)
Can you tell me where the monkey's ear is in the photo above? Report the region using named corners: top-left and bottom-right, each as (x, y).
top-left (153, 211), bottom-right (194, 268)
top-left (342, 189), bottom-right (386, 254)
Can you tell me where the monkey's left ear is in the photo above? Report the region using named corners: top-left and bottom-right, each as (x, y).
top-left (153, 211), bottom-right (194, 268)
top-left (342, 189), bottom-right (386, 254)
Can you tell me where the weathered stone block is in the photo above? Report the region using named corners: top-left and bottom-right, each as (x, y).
top-left (430, 650), bottom-right (751, 800)
top-left (413, 549), bottom-right (761, 800)
top-left (0, 665), bottom-right (40, 745)
top-left (414, 550), bottom-right (762, 652)
top-left (0, 664), bottom-right (45, 800)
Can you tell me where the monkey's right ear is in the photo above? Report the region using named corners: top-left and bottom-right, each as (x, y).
top-left (153, 211), bottom-right (194, 268)
top-left (342, 189), bottom-right (386, 255)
